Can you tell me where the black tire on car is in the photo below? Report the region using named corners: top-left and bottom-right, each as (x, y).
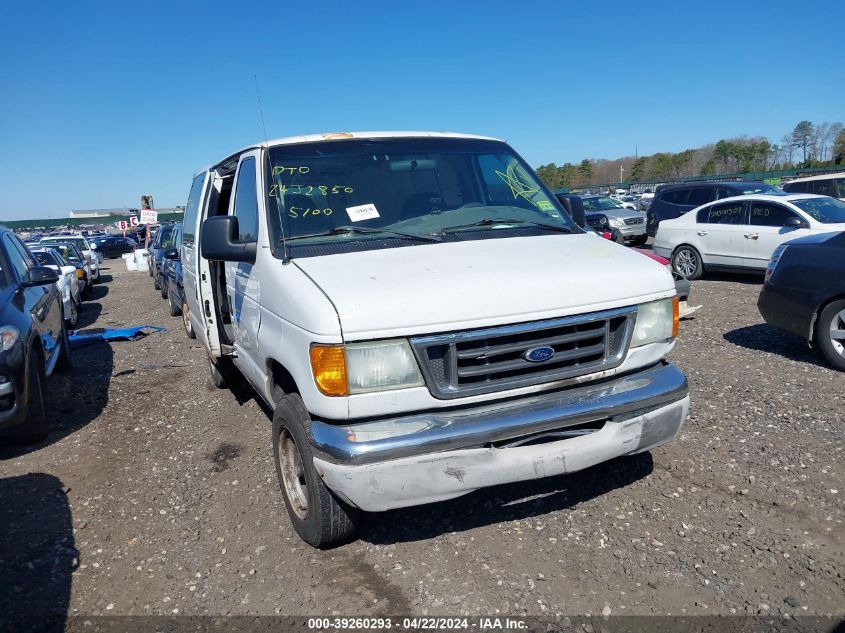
top-left (12, 350), bottom-right (49, 443)
top-left (168, 291), bottom-right (181, 317)
top-left (160, 278), bottom-right (168, 299)
top-left (55, 319), bottom-right (72, 372)
top-left (272, 394), bottom-right (360, 548)
top-left (815, 299), bottom-right (845, 371)
top-left (672, 245), bottom-right (703, 280)
top-left (153, 273), bottom-right (160, 290)
top-left (182, 300), bottom-right (196, 339)
top-left (208, 356), bottom-right (242, 389)
top-left (66, 298), bottom-right (78, 329)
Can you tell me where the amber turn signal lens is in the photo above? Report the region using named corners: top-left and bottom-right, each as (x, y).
top-left (75, 269), bottom-right (84, 279)
top-left (309, 344), bottom-right (348, 396)
top-left (672, 295), bottom-right (680, 338)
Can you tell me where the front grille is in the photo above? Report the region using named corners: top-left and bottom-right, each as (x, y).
top-left (410, 307), bottom-right (637, 399)
top-left (624, 217), bottom-right (645, 225)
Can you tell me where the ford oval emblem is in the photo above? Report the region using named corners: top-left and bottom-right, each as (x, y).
top-left (523, 346), bottom-right (555, 363)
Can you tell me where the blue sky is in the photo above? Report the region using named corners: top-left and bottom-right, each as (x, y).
top-left (1, 0), bottom-right (841, 219)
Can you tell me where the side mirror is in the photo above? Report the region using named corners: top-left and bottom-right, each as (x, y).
top-left (200, 216), bottom-right (256, 264)
top-left (163, 248), bottom-right (180, 260)
top-left (22, 266), bottom-right (60, 287)
top-left (784, 216), bottom-right (806, 228)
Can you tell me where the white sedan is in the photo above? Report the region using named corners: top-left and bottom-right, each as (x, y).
top-left (40, 234), bottom-right (101, 281)
top-left (653, 193), bottom-right (845, 279)
top-left (30, 247), bottom-right (82, 327)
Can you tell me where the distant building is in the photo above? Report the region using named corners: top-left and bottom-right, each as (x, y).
top-left (69, 208), bottom-right (138, 219)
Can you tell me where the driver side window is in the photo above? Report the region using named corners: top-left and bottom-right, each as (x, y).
top-left (233, 158), bottom-right (259, 242)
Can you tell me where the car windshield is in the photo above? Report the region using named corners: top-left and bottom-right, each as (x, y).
top-left (266, 137), bottom-right (575, 249)
top-left (49, 243), bottom-right (83, 263)
top-left (43, 237), bottom-right (88, 251)
top-left (582, 196), bottom-right (623, 211)
top-left (740, 184), bottom-right (780, 195)
top-left (792, 197), bottom-right (845, 224)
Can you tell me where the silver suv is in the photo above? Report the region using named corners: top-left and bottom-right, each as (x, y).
top-left (581, 195), bottom-right (647, 245)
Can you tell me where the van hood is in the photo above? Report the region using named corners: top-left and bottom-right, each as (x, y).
top-left (293, 233), bottom-right (675, 339)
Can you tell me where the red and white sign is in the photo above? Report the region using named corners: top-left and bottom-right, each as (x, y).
top-left (140, 209), bottom-right (158, 225)
top-left (129, 216), bottom-right (139, 226)
top-left (117, 220), bottom-right (128, 231)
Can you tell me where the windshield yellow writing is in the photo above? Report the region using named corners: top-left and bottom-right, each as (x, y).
top-left (495, 164), bottom-right (541, 208)
top-left (288, 207), bottom-right (333, 219)
top-left (269, 184), bottom-right (354, 197)
top-left (272, 165), bottom-right (310, 176)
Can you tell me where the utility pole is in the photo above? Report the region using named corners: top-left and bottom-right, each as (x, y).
top-left (620, 165), bottom-right (625, 184)
top-left (635, 145), bottom-right (638, 161)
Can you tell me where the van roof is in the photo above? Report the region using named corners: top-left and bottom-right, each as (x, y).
top-left (785, 171), bottom-right (845, 183)
top-left (195, 131), bottom-right (504, 177)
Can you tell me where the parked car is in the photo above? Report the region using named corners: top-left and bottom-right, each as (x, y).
top-left (646, 181), bottom-right (781, 237)
top-left (30, 248), bottom-right (81, 327)
top-left (758, 231), bottom-right (845, 370)
top-left (148, 223), bottom-right (178, 290)
top-left (653, 194), bottom-right (845, 279)
top-left (161, 245), bottom-right (195, 339)
top-left (89, 235), bottom-right (136, 258)
top-left (580, 195), bottom-right (647, 245)
top-left (157, 224), bottom-right (182, 299)
top-left (40, 234), bottom-right (100, 281)
top-left (43, 242), bottom-right (93, 299)
top-left (185, 131), bottom-right (689, 547)
top-left (0, 226), bottom-right (71, 443)
top-left (782, 171), bottom-right (845, 200)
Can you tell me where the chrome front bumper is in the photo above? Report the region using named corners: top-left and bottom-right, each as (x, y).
top-left (311, 362), bottom-right (689, 511)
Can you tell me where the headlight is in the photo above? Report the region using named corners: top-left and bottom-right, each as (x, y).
top-left (765, 245), bottom-right (788, 284)
top-left (310, 340), bottom-right (424, 396)
top-left (0, 326), bottom-right (20, 352)
top-left (631, 298), bottom-right (679, 348)
top-left (608, 217), bottom-right (624, 228)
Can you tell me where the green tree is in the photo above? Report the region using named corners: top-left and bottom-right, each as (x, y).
top-left (629, 156), bottom-right (647, 181)
top-left (578, 159), bottom-right (592, 183)
top-left (834, 128), bottom-right (845, 164)
top-left (792, 121), bottom-right (815, 163)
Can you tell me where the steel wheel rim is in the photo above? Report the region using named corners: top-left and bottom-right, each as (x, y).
top-left (829, 309), bottom-right (845, 356)
top-left (278, 428), bottom-right (308, 520)
top-left (675, 249), bottom-right (696, 278)
top-left (182, 301), bottom-right (192, 335)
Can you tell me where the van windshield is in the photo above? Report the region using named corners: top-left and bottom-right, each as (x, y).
top-left (266, 137), bottom-right (575, 249)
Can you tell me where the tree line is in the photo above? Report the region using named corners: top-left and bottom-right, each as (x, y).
top-left (536, 120), bottom-right (845, 189)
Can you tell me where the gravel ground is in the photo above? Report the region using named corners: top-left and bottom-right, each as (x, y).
top-left (1, 263), bottom-right (843, 619)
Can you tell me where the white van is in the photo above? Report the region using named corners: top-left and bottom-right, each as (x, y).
top-left (182, 131), bottom-right (689, 547)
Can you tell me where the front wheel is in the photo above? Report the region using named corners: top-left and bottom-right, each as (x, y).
top-left (272, 394), bottom-right (360, 548)
top-left (815, 299), bottom-right (845, 371)
top-left (672, 245), bottom-right (703, 280)
top-left (11, 352), bottom-right (48, 443)
top-left (182, 300), bottom-right (196, 339)
top-left (168, 290), bottom-right (181, 316)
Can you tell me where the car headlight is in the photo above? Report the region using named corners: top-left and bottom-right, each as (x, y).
top-left (608, 217), bottom-right (624, 228)
top-left (310, 340), bottom-right (424, 396)
top-left (631, 298), bottom-right (679, 347)
top-left (0, 326), bottom-right (20, 352)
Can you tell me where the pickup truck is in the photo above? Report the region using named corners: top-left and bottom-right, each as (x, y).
top-left (183, 131), bottom-right (689, 547)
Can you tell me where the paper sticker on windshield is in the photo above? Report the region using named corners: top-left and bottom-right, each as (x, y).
top-left (538, 200), bottom-right (554, 211)
top-left (346, 203), bottom-right (380, 222)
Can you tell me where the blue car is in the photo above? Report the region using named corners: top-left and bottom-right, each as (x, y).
top-left (148, 223), bottom-right (180, 291)
top-left (160, 229), bottom-right (195, 339)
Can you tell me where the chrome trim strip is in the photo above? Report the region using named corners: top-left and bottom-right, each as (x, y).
top-left (310, 362), bottom-right (687, 465)
top-left (410, 306), bottom-right (638, 399)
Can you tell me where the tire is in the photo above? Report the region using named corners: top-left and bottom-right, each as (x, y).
top-left (11, 350), bottom-right (49, 443)
top-left (160, 278), bottom-right (168, 299)
top-left (153, 273), bottom-right (160, 290)
top-left (815, 299), bottom-right (845, 371)
top-left (82, 282), bottom-right (92, 301)
top-left (272, 394), bottom-right (361, 548)
top-left (208, 356), bottom-right (242, 389)
top-left (672, 245), bottom-right (703, 280)
top-left (65, 298), bottom-right (78, 329)
top-left (168, 290), bottom-right (181, 316)
top-left (148, 263), bottom-right (153, 277)
top-left (55, 319), bottom-right (72, 372)
top-left (631, 235), bottom-right (649, 247)
top-left (182, 299), bottom-right (196, 339)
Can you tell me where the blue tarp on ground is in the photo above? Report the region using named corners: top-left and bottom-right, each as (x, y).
top-left (69, 326), bottom-right (165, 346)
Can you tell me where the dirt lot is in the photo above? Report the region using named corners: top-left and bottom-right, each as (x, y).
top-left (1, 263), bottom-right (843, 619)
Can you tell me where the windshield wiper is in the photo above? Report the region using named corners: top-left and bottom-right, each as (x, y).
top-left (437, 218), bottom-right (574, 234)
top-left (285, 225), bottom-right (441, 243)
